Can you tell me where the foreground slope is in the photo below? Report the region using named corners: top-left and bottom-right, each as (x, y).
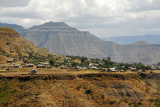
top-left (0, 72), bottom-right (160, 107)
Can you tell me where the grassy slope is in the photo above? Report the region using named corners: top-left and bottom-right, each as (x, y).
top-left (0, 73), bottom-right (160, 107)
top-left (0, 27), bottom-right (62, 64)
top-left (0, 27), bottom-right (51, 55)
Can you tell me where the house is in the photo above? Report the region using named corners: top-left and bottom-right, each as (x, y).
top-left (101, 68), bottom-right (109, 72)
top-left (95, 64), bottom-right (99, 66)
top-left (83, 66), bottom-right (87, 70)
top-left (13, 64), bottom-right (20, 68)
top-left (109, 67), bottom-right (116, 72)
top-left (26, 64), bottom-right (34, 67)
top-left (1, 66), bottom-right (5, 69)
top-left (76, 66), bottom-right (83, 70)
top-left (130, 67), bottom-right (137, 72)
top-left (30, 69), bottom-right (37, 74)
top-left (89, 63), bottom-right (93, 67)
top-left (91, 66), bottom-right (98, 70)
top-left (61, 66), bottom-right (68, 69)
top-left (43, 63), bottom-right (51, 68)
top-left (37, 64), bottom-right (44, 68)
top-left (7, 59), bottom-right (13, 63)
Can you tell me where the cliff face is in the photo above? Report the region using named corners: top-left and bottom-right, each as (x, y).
top-left (1, 22), bottom-right (160, 64)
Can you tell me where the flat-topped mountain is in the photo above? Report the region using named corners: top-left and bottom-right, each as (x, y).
top-left (20, 21), bottom-right (105, 58)
top-left (1, 22), bottom-right (160, 64)
top-left (28, 22), bottom-right (77, 31)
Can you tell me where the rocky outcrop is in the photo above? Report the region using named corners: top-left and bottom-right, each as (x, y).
top-left (138, 72), bottom-right (160, 80)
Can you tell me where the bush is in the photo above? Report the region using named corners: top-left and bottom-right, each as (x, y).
top-left (137, 75), bottom-right (143, 80)
top-left (101, 94), bottom-right (105, 99)
top-left (81, 57), bottom-right (87, 63)
top-left (76, 85), bottom-right (82, 91)
top-left (110, 100), bottom-right (117, 104)
top-left (85, 89), bottom-right (92, 95)
top-left (72, 62), bottom-right (79, 67)
top-left (49, 60), bottom-right (56, 66)
top-left (138, 101), bottom-right (143, 105)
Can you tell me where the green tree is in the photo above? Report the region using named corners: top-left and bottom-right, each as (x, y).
top-left (81, 57), bottom-right (87, 63)
top-left (72, 62), bottom-right (79, 67)
top-left (28, 52), bottom-right (33, 58)
top-left (102, 57), bottom-right (115, 68)
top-left (49, 60), bottom-right (55, 66)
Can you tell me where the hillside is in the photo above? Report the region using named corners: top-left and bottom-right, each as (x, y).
top-left (101, 34), bottom-right (160, 44)
top-left (1, 22), bottom-right (160, 64)
top-left (0, 72), bottom-right (160, 106)
top-left (0, 27), bottom-right (57, 64)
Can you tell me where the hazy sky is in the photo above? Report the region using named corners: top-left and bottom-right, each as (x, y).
top-left (0, 0), bottom-right (160, 37)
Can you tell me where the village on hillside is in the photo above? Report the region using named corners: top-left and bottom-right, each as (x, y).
top-left (1, 49), bottom-right (160, 75)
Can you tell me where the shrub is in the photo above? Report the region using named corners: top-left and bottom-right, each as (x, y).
top-left (85, 89), bottom-right (92, 95)
top-left (138, 101), bottom-right (143, 105)
top-left (81, 57), bottom-right (87, 63)
top-left (137, 75), bottom-right (143, 80)
top-left (49, 60), bottom-right (56, 66)
top-left (110, 100), bottom-right (117, 104)
top-left (101, 94), bottom-right (105, 99)
top-left (76, 85), bottom-right (82, 91)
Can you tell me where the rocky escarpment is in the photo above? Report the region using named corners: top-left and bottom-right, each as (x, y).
top-left (0, 72), bottom-right (159, 81)
top-left (139, 72), bottom-right (160, 80)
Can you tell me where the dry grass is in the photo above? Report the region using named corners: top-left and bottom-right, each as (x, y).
top-left (0, 72), bottom-right (159, 107)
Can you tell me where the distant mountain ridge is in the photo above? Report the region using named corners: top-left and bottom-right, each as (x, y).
top-left (1, 22), bottom-right (160, 64)
top-left (101, 35), bottom-right (160, 44)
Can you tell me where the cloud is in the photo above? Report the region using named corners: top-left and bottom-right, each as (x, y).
top-left (0, 0), bottom-right (160, 37)
top-left (0, 0), bottom-right (30, 7)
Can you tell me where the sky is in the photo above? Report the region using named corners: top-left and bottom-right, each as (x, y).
top-left (0, 0), bottom-right (160, 38)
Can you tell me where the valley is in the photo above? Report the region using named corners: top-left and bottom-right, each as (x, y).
top-left (0, 26), bottom-right (160, 107)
